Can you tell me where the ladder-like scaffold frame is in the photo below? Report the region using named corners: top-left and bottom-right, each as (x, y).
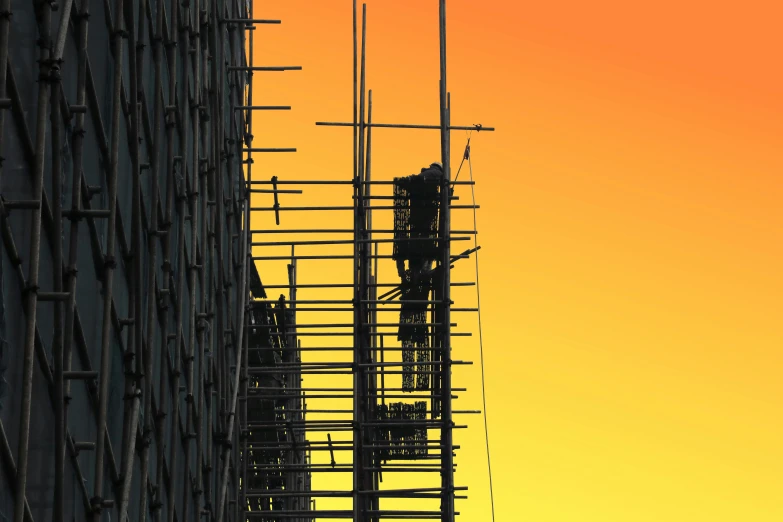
top-left (238, 2), bottom-right (494, 521)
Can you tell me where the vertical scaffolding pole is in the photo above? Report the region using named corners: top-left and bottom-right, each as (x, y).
top-left (50, 44), bottom-right (65, 522)
top-left (182, 2), bottom-right (201, 519)
top-left (216, 0), bottom-right (252, 507)
top-left (139, 0), bottom-right (163, 518)
top-left (353, 5), bottom-right (368, 521)
top-left (168, 0), bottom-right (188, 518)
top-left (438, 2), bottom-right (454, 521)
top-left (14, 4), bottom-right (52, 521)
top-left (353, 0), bottom-right (358, 185)
top-left (48, 4), bottom-right (78, 515)
top-left (0, 0), bottom-right (9, 183)
top-left (208, 0), bottom-right (225, 517)
top-left (91, 0), bottom-right (126, 517)
top-left (117, 0), bottom-right (144, 517)
top-left (49, 4), bottom-right (77, 519)
top-left (62, 1), bottom-right (90, 501)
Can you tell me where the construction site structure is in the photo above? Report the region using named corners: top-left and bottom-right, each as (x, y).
top-left (0, 0), bottom-right (492, 521)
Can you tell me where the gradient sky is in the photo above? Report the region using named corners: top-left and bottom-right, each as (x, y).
top-left (248, 1), bottom-right (783, 520)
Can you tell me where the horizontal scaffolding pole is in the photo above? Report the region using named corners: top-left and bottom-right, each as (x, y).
top-left (246, 361), bottom-right (469, 372)
top-left (243, 439), bottom-right (460, 448)
top-left (247, 180), bottom-right (475, 185)
top-left (248, 331), bottom-right (472, 337)
top-left (250, 237), bottom-right (469, 246)
top-left (250, 205), bottom-right (478, 211)
top-left (233, 106), bottom-right (291, 110)
top-left (243, 393), bottom-right (455, 400)
top-left (252, 255), bottom-right (470, 260)
top-left (247, 322), bottom-right (455, 328)
top-left (228, 66), bottom-right (302, 71)
top-left (255, 282), bottom-right (473, 289)
top-left (244, 420), bottom-right (453, 428)
top-left (244, 487), bottom-right (466, 497)
top-left (249, 189), bottom-right (303, 194)
top-left (275, 307), bottom-right (478, 312)
top-left (246, 387), bottom-right (467, 393)
top-left (250, 299), bottom-right (450, 305)
top-left (249, 229), bottom-right (477, 234)
top-left (221, 18), bottom-right (282, 24)
top-left (243, 148), bottom-right (297, 153)
top-left (316, 121), bottom-right (494, 132)
top-left (242, 509), bottom-right (460, 518)
top-left (247, 346), bottom-right (454, 353)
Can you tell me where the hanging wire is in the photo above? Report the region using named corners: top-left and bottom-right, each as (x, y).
top-left (464, 135), bottom-right (496, 522)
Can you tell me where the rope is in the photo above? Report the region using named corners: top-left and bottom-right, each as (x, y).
top-left (453, 132), bottom-right (471, 183)
top-left (466, 138), bottom-right (496, 522)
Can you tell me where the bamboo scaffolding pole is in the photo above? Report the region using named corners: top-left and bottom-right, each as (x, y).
top-left (316, 121), bottom-right (493, 132)
top-left (180, 2), bottom-right (199, 519)
top-left (0, 0), bottom-right (10, 184)
top-left (90, 0), bottom-right (127, 516)
top-left (61, 4), bottom-right (90, 507)
top-left (166, 0), bottom-right (187, 519)
top-left (135, 0), bottom-right (160, 518)
top-left (247, 180), bottom-right (476, 186)
top-left (14, 5), bottom-right (52, 522)
top-left (153, 0), bottom-right (172, 514)
top-left (50, 43), bottom-right (65, 522)
top-left (117, 1), bottom-right (145, 518)
top-left (0, 59), bottom-right (136, 522)
top-left (438, 2), bottom-right (455, 520)
top-left (216, 0), bottom-right (254, 514)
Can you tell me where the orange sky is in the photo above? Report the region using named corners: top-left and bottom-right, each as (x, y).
top-left (248, 1), bottom-right (783, 520)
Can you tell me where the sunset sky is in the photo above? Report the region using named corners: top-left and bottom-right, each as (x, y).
top-left (247, 1), bottom-right (783, 520)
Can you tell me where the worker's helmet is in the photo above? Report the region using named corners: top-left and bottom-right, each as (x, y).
top-left (430, 162), bottom-right (443, 170)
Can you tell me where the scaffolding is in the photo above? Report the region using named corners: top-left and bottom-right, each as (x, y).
top-left (0, 0), bottom-right (300, 522)
top-left (238, 2), bottom-right (493, 521)
top-left (0, 1), bottom-right (492, 522)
